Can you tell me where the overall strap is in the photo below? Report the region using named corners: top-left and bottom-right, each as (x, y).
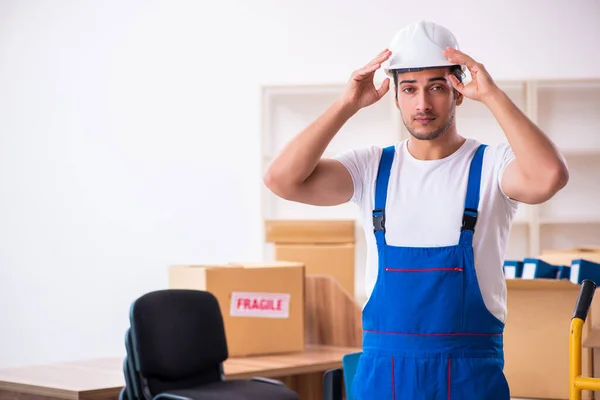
top-left (459, 144), bottom-right (488, 246)
top-left (373, 145), bottom-right (396, 247)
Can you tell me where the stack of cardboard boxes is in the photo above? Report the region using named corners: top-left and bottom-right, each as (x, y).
top-left (169, 261), bottom-right (305, 357)
top-left (264, 219), bottom-right (356, 297)
top-left (504, 246), bottom-right (600, 400)
top-left (167, 220), bottom-right (357, 359)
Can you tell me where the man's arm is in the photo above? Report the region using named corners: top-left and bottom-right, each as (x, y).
top-left (484, 91), bottom-right (568, 204)
top-left (443, 47), bottom-right (569, 204)
top-left (264, 49), bottom-right (391, 206)
top-left (263, 100), bottom-right (357, 206)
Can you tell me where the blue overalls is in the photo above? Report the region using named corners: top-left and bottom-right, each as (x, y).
top-left (352, 144), bottom-right (510, 399)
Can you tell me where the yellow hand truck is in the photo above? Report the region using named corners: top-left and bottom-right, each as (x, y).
top-left (571, 279), bottom-right (600, 399)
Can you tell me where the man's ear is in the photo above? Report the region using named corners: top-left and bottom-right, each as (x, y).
top-left (455, 90), bottom-right (463, 106)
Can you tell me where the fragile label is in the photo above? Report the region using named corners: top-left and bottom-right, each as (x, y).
top-left (230, 292), bottom-right (291, 319)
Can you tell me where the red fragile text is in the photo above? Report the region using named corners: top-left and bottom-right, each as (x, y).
top-left (236, 297), bottom-right (283, 311)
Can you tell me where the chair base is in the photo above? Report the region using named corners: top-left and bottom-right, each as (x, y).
top-left (152, 378), bottom-right (299, 400)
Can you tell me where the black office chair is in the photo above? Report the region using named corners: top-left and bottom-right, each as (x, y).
top-left (322, 352), bottom-right (362, 400)
top-left (125, 289), bottom-right (299, 400)
top-left (121, 357), bottom-right (134, 400)
top-left (124, 329), bottom-right (143, 400)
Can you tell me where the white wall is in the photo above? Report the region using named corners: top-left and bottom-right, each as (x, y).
top-left (0, 0), bottom-right (598, 368)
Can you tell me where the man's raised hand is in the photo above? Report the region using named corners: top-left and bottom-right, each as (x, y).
top-left (443, 47), bottom-right (501, 104)
top-left (340, 49), bottom-right (392, 112)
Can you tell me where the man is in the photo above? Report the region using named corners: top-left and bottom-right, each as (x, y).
top-left (263, 20), bottom-right (568, 399)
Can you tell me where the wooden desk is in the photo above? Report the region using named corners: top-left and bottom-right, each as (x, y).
top-left (0, 345), bottom-right (359, 400)
top-left (0, 276), bottom-right (363, 400)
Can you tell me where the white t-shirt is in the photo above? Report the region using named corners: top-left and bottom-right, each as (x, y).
top-left (334, 138), bottom-right (519, 323)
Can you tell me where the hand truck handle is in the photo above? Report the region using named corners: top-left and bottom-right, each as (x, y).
top-left (573, 279), bottom-right (596, 321)
top-left (570, 279), bottom-right (600, 399)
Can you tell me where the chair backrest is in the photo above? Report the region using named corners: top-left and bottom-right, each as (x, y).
top-left (129, 289), bottom-right (228, 396)
top-left (342, 352), bottom-right (362, 400)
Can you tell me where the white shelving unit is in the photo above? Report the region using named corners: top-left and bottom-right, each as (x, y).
top-left (534, 80), bottom-right (600, 254)
top-left (260, 78), bottom-right (600, 295)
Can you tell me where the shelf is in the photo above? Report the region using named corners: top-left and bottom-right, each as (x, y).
top-left (539, 155), bottom-right (600, 222)
top-left (540, 217), bottom-right (600, 225)
top-left (537, 83), bottom-right (600, 152)
top-left (540, 224), bottom-right (600, 252)
top-left (262, 87), bottom-right (399, 159)
top-left (455, 82), bottom-right (525, 146)
top-left (561, 148), bottom-right (600, 157)
top-left (506, 223), bottom-right (530, 261)
top-left (514, 203), bottom-right (529, 224)
top-left (535, 79), bottom-right (600, 90)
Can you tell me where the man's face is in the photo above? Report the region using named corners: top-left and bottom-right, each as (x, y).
top-left (395, 67), bottom-right (463, 141)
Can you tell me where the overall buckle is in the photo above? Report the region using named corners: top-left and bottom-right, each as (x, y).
top-left (373, 209), bottom-right (385, 233)
top-left (461, 208), bottom-right (478, 232)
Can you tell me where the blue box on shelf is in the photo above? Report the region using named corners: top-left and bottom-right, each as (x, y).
top-left (570, 259), bottom-right (600, 285)
top-left (522, 258), bottom-right (559, 279)
top-left (503, 260), bottom-right (524, 279)
top-left (556, 265), bottom-right (571, 280)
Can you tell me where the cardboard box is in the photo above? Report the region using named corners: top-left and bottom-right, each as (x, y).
top-left (265, 219), bottom-right (355, 244)
top-left (543, 246), bottom-right (600, 254)
top-left (540, 247), bottom-right (600, 266)
top-left (275, 243), bottom-right (355, 297)
top-left (504, 279), bottom-right (593, 400)
top-left (169, 261), bottom-right (305, 357)
top-left (265, 220), bottom-right (356, 296)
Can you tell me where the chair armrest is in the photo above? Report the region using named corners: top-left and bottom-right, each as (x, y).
top-left (323, 368), bottom-right (344, 400)
top-left (250, 376), bottom-right (285, 386)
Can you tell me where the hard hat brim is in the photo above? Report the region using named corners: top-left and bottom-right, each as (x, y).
top-left (384, 63), bottom-right (463, 77)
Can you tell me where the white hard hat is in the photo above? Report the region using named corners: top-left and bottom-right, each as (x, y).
top-left (384, 20), bottom-right (461, 76)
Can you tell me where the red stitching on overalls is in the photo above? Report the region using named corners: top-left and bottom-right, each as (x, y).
top-left (365, 330), bottom-right (501, 337)
top-left (447, 359), bottom-right (451, 400)
top-left (385, 267), bottom-right (463, 272)
top-left (392, 356), bottom-right (396, 400)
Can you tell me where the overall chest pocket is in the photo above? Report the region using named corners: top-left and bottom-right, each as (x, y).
top-left (382, 264), bottom-right (465, 334)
